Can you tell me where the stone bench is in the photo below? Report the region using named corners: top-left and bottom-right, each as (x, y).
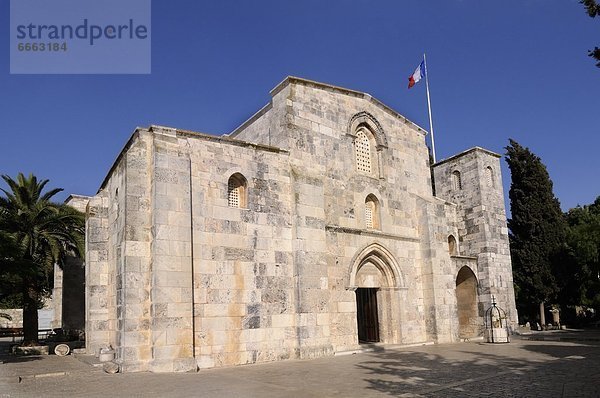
top-left (0, 328), bottom-right (23, 340)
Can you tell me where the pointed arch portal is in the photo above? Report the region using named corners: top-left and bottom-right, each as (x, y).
top-left (349, 244), bottom-right (404, 344)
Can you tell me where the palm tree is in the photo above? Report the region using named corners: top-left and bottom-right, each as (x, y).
top-left (0, 173), bottom-right (84, 345)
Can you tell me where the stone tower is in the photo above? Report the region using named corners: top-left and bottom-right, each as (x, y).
top-left (433, 147), bottom-right (518, 328)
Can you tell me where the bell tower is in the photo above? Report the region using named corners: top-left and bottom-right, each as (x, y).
top-left (432, 147), bottom-right (518, 329)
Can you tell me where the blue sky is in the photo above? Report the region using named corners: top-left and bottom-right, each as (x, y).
top-left (0, 0), bottom-right (598, 213)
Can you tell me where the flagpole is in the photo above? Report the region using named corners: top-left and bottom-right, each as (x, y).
top-left (423, 53), bottom-right (436, 163)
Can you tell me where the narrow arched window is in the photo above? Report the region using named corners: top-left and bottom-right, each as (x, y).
top-left (448, 235), bottom-right (458, 255)
top-left (227, 173), bottom-right (247, 208)
top-left (485, 166), bottom-right (494, 188)
top-left (365, 194), bottom-right (380, 230)
top-left (355, 129), bottom-right (372, 173)
top-left (452, 171), bottom-right (462, 190)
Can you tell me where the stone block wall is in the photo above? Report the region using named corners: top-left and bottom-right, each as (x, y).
top-left (182, 129), bottom-right (295, 368)
top-left (87, 126), bottom-right (298, 371)
top-left (234, 77), bottom-right (451, 349)
top-left (413, 197), bottom-right (463, 343)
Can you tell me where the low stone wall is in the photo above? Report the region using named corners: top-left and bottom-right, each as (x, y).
top-left (0, 308), bottom-right (54, 329)
top-left (0, 309), bottom-right (23, 328)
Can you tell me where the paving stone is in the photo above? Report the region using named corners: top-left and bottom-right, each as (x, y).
top-left (2, 331), bottom-right (599, 397)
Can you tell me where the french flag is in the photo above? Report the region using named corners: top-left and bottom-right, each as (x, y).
top-left (408, 60), bottom-right (425, 89)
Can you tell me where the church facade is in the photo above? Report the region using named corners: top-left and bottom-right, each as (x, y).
top-left (84, 77), bottom-right (517, 372)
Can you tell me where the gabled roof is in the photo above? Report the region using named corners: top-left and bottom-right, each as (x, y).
top-left (231, 76), bottom-right (427, 137)
top-left (273, 76), bottom-right (427, 134)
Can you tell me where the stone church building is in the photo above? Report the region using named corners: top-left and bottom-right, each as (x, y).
top-left (81, 77), bottom-right (517, 372)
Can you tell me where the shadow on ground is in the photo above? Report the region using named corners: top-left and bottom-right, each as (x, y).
top-left (355, 339), bottom-right (600, 397)
top-left (0, 341), bottom-right (46, 364)
top-left (355, 349), bottom-right (527, 396)
top-left (0, 353), bottom-right (44, 364)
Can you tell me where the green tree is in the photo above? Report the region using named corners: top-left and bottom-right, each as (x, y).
top-left (505, 140), bottom-right (567, 325)
top-left (559, 197), bottom-right (600, 309)
top-left (0, 230), bottom-right (27, 308)
top-left (581, 0), bottom-right (600, 67)
top-left (0, 173), bottom-right (84, 345)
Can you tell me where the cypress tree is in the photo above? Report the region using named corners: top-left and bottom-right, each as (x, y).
top-left (505, 139), bottom-right (567, 325)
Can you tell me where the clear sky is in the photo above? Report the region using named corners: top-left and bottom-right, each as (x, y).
top-left (0, 0), bottom-right (598, 213)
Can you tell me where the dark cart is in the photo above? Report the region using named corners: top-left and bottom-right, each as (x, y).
top-left (46, 329), bottom-right (85, 356)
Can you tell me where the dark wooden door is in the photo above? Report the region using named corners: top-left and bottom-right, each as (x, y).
top-left (356, 288), bottom-right (380, 343)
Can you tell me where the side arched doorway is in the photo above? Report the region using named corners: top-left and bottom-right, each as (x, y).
top-left (349, 244), bottom-right (404, 344)
top-left (455, 266), bottom-right (479, 338)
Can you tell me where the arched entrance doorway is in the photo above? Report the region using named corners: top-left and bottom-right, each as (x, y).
top-left (355, 261), bottom-right (382, 342)
top-left (349, 244), bottom-right (404, 344)
top-left (356, 285), bottom-right (379, 342)
top-left (455, 266), bottom-right (479, 338)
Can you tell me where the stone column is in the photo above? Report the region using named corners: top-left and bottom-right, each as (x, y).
top-left (149, 130), bottom-right (196, 372)
top-left (52, 264), bottom-right (63, 329)
top-left (291, 169), bottom-right (334, 359)
top-left (416, 198), bottom-right (459, 343)
top-left (116, 131), bottom-right (154, 372)
top-left (85, 194), bottom-right (111, 355)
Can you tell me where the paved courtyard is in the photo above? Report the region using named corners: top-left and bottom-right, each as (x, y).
top-left (1, 331), bottom-right (599, 397)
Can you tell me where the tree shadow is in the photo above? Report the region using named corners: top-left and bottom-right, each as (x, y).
top-left (517, 329), bottom-right (600, 360)
top-left (354, 340), bottom-right (600, 396)
top-left (0, 353), bottom-right (44, 364)
top-left (520, 341), bottom-right (600, 359)
top-left (0, 341), bottom-right (46, 363)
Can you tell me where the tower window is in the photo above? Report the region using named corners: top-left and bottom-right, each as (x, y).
top-left (227, 173), bottom-right (247, 208)
top-left (365, 194), bottom-right (380, 230)
top-left (485, 166), bottom-right (494, 188)
top-left (452, 171), bottom-right (462, 190)
top-left (448, 235), bottom-right (458, 255)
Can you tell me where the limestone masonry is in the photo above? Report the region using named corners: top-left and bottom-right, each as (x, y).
top-left (80, 77), bottom-right (517, 372)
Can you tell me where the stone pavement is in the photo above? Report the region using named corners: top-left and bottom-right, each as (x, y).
top-left (1, 330), bottom-right (599, 397)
